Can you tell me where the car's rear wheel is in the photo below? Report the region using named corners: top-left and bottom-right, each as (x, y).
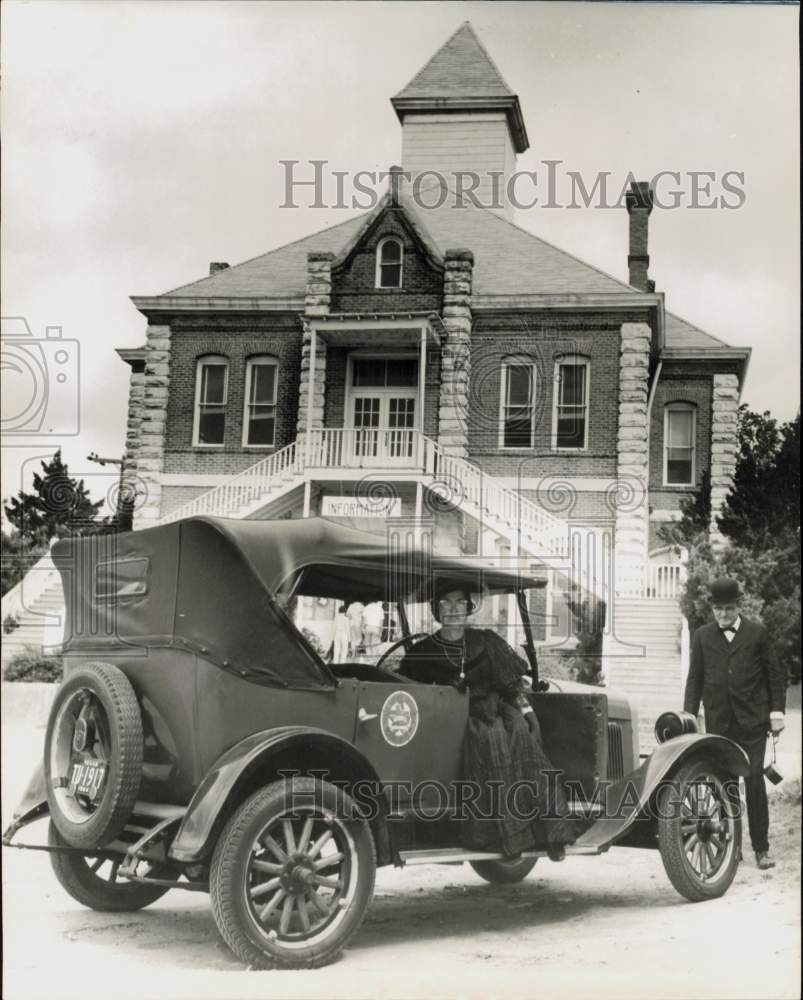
top-left (48, 822), bottom-right (170, 911)
top-left (469, 857), bottom-right (537, 884)
top-left (210, 777), bottom-right (376, 969)
top-left (45, 662), bottom-right (143, 849)
top-left (657, 757), bottom-right (742, 902)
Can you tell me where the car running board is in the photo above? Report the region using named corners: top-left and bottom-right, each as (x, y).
top-left (399, 845), bottom-right (602, 865)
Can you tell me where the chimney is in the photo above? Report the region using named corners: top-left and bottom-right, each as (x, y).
top-left (625, 181), bottom-right (654, 292)
top-left (209, 262), bottom-right (230, 275)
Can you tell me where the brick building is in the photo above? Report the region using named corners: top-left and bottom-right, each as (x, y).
top-left (116, 23), bottom-right (750, 741)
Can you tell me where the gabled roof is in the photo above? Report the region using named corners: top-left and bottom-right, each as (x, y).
top-left (663, 311), bottom-right (733, 351)
top-left (393, 22), bottom-right (514, 101)
top-left (162, 196), bottom-right (639, 300)
top-left (147, 187), bottom-right (736, 355)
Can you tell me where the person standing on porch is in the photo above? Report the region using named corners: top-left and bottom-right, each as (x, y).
top-left (363, 601), bottom-right (384, 649)
top-left (333, 605), bottom-right (350, 663)
top-left (346, 600), bottom-right (365, 657)
top-left (683, 577), bottom-right (786, 870)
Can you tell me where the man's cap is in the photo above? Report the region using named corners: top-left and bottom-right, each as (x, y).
top-left (709, 577), bottom-right (741, 605)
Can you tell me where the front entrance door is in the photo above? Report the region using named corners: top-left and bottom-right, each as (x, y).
top-left (348, 357), bottom-right (418, 465)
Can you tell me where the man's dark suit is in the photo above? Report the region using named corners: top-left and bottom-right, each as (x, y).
top-left (683, 617), bottom-right (785, 853)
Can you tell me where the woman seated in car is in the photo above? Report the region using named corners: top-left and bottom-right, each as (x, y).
top-left (399, 579), bottom-right (576, 861)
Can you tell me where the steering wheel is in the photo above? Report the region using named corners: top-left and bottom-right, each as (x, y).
top-left (376, 633), bottom-right (429, 670)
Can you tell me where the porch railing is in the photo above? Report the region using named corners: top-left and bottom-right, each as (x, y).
top-left (154, 429), bottom-right (617, 598)
top-left (616, 561), bottom-right (686, 599)
top-left (158, 430), bottom-right (572, 555)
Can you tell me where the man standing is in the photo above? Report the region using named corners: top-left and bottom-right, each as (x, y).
top-left (363, 601), bottom-right (384, 649)
top-left (683, 577), bottom-right (786, 869)
top-left (346, 601), bottom-right (365, 657)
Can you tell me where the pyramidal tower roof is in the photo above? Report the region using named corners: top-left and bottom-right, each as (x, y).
top-left (391, 22), bottom-right (529, 153)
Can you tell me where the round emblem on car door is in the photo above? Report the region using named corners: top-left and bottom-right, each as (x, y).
top-left (380, 691), bottom-right (419, 747)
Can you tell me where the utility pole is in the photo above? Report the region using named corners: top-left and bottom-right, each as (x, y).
top-left (87, 452), bottom-right (133, 530)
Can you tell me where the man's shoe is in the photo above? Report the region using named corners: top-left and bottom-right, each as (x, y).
top-left (755, 851), bottom-right (776, 870)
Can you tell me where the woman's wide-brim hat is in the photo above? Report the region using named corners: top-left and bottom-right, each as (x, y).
top-left (709, 577), bottom-right (741, 605)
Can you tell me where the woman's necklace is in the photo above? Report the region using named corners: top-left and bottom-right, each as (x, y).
top-left (440, 635), bottom-right (466, 679)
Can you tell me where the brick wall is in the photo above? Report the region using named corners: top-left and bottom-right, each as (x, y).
top-left (331, 208), bottom-right (442, 314)
top-left (520, 488), bottom-right (615, 526)
top-left (467, 312), bottom-right (641, 477)
top-left (161, 315), bottom-right (302, 476)
top-left (648, 360), bottom-right (741, 513)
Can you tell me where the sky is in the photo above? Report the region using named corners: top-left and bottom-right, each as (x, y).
top-left (1, 0), bottom-right (799, 513)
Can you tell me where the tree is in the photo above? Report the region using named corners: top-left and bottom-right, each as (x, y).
top-left (718, 408), bottom-right (800, 548)
top-left (4, 450), bottom-right (104, 543)
top-left (669, 408), bottom-right (800, 685)
top-left (1, 530), bottom-right (49, 597)
top-left (657, 469), bottom-right (711, 550)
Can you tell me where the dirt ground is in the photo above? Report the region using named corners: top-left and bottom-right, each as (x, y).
top-left (2, 716), bottom-right (800, 1000)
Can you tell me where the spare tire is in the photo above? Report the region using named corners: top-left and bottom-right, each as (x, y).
top-left (45, 662), bottom-right (143, 849)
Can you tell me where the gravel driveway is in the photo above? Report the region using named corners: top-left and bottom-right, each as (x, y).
top-left (2, 704), bottom-right (800, 1000)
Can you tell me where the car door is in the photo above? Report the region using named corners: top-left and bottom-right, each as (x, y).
top-left (352, 681), bottom-right (468, 815)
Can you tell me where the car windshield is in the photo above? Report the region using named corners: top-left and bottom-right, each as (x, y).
top-left (283, 571), bottom-right (544, 674)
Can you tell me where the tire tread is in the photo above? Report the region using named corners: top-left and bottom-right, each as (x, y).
top-left (210, 778), bottom-right (375, 970)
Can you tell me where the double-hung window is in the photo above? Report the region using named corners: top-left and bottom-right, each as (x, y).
top-left (500, 360), bottom-right (537, 449)
top-left (243, 357), bottom-right (278, 447)
top-left (664, 403), bottom-right (696, 485)
top-left (375, 237), bottom-right (403, 289)
top-left (553, 357), bottom-right (589, 450)
top-left (193, 356), bottom-right (228, 446)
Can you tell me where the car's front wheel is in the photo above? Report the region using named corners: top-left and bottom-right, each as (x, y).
top-left (210, 777), bottom-right (376, 969)
top-left (657, 757), bottom-right (742, 902)
top-left (48, 822), bottom-right (170, 911)
top-left (469, 857), bottom-right (537, 884)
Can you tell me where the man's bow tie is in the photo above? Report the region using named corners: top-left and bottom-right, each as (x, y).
top-left (719, 626), bottom-right (735, 634)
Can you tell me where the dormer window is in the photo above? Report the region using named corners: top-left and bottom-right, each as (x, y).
top-left (376, 237), bottom-right (403, 289)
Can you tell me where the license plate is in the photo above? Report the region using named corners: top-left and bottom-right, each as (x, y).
top-left (68, 760), bottom-right (107, 801)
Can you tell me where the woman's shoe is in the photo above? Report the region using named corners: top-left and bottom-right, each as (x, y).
top-left (547, 844), bottom-right (566, 862)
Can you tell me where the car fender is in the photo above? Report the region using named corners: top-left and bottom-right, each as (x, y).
top-left (169, 726), bottom-right (384, 863)
top-left (575, 733), bottom-right (749, 853)
top-left (2, 762), bottom-right (49, 845)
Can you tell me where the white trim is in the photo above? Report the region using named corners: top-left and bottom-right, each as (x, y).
top-left (375, 236), bottom-right (404, 289)
top-left (650, 510), bottom-right (683, 523)
top-left (663, 402), bottom-right (696, 487)
top-left (241, 355), bottom-right (279, 449)
top-left (192, 355), bottom-right (229, 448)
top-left (162, 474), bottom-right (240, 487)
top-left (498, 358), bottom-right (537, 450)
top-left (551, 356), bottom-right (590, 451)
top-left (345, 353), bottom-right (420, 429)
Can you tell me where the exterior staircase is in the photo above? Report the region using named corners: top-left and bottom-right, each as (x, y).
top-left (605, 596), bottom-right (686, 752)
top-left (1, 577), bottom-right (65, 671)
top-left (157, 429), bottom-right (609, 602)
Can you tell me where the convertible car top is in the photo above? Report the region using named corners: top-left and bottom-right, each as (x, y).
top-left (53, 516), bottom-right (546, 690)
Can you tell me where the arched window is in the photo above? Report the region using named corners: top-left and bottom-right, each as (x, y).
top-left (552, 355), bottom-right (590, 450)
top-left (242, 355), bottom-right (279, 447)
top-left (193, 355), bottom-right (228, 446)
top-left (664, 402), bottom-right (696, 486)
top-left (499, 357), bottom-right (537, 449)
top-left (375, 237), bottom-right (403, 289)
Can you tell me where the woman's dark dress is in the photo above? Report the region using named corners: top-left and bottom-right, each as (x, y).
top-left (400, 628), bottom-right (575, 856)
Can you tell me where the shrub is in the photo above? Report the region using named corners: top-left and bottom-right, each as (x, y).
top-left (4, 645), bottom-right (63, 683)
top-left (3, 614), bottom-right (20, 635)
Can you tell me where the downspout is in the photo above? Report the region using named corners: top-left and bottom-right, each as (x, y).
top-left (644, 359), bottom-right (662, 560)
top-left (646, 359), bottom-right (663, 437)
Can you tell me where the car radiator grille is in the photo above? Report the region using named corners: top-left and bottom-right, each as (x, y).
top-left (607, 722), bottom-right (625, 781)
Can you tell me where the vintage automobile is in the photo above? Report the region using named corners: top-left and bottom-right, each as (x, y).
top-left (4, 516), bottom-right (749, 969)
